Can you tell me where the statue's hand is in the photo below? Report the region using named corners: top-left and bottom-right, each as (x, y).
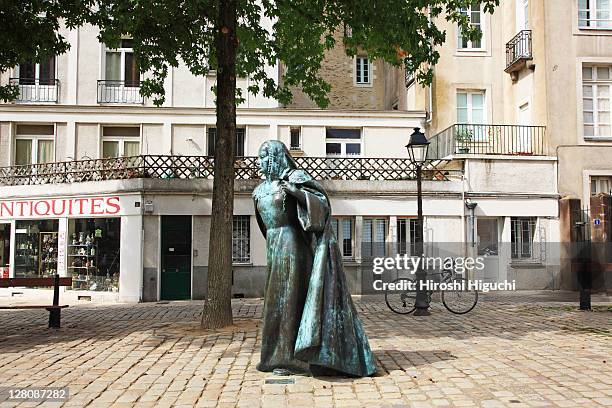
top-left (280, 181), bottom-right (306, 205)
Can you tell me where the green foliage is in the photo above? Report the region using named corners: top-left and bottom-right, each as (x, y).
top-left (0, 0), bottom-right (93, 101)
top-left (88, 0), bottom-right (498, 107)
top-left (2, 1), bottom-right (499, 107)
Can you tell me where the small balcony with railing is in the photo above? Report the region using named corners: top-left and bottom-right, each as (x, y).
top-left (97, 80), bottom-right (144, 104)
top-left (427, 124), bottom-right (546, 159)
top-left (505, 30), bottom-right (533, 81)
top-left (9, 78), bottom-right (59, 103)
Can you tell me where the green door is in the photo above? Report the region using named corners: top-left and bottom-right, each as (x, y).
top-left (160, 216), bottom-right (192, 300)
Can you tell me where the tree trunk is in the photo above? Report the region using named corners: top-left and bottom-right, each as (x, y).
top-left (201, 0), bottom-right (237, 329)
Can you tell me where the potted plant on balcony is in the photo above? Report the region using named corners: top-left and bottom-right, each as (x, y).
top-left (455, 128), bottom-right (473, 154)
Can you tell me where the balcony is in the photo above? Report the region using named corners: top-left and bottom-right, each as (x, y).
top-left (97, 80), bottom-right (144, 104)
top-left (505, 30), bottom-right (533, 80)
top-left (0, 155), bottom-right (461, 187)
top-left (9, 78), bottom-right (59, 103)
top-left (427, 124), bottom-right (546, 159)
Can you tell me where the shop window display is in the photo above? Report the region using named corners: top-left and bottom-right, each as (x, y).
top-left (14, 220), bottom-right (59, 278)
top-left (68, 218), bottom-right (120, 292)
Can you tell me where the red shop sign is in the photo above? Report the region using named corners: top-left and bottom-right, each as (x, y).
top-left (0, 196), bottom-right (121, 219)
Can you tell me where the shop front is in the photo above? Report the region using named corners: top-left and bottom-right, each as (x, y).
top-left (0, 194), bottom-right (142, 302)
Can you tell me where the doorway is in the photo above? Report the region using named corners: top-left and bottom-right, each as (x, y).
top-left (160, 216), bottom-right (192, 300)
top-left (476, 218), bottom-right (501, 283)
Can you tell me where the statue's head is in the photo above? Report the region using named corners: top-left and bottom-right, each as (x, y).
top-left (258, 140), bottom-right (297, 180)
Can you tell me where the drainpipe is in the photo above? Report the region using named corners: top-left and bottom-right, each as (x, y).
top-left (465, 198), bottom-right (478, 281)
top-left (465, 199), bottom-right (478, 247)
top-left (426, 6), bottom-right (434, 124)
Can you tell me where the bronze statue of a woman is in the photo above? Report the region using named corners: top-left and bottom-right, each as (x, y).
top-left (252, 140), bottom-right (377, 377)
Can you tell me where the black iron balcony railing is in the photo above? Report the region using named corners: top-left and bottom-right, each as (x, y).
top-left (9, 78), bottom-right (59, 103)
top-left (505, 30), bottom-right (532, 73)
top-left (97, 80), bottom-right (144, 104)
top-left (426, 124), bottom-right (546, 159)
top-left (0, 155), bottom-right (460, 186)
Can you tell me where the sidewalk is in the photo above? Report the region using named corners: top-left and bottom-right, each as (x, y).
top-left (0, 292), bottom-right (610, 407)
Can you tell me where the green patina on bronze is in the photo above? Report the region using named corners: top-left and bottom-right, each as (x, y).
top-left (253, 140), bottom-right (377, 377)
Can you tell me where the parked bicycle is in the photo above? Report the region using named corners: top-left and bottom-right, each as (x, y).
top-left (384, 268), bottom-right (478, 315)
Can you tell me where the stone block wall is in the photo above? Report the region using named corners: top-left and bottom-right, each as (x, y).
top-left (283, 29), bottom-right (398, 110)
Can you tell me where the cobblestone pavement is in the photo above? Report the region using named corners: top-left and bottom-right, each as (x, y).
top-left (0, 292), bottom-right (610, 408)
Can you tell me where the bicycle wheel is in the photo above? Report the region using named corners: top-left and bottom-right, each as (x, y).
top-left (441, 278), bottom-right (478, 314)
top-left (385, 277), bottom-right (417, 314)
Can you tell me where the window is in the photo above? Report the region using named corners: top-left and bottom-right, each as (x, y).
top-left (457, 91), bottom-right (485, 124)
top-left (325, 128), bottom-right (361, 157)
top-left (102, 127), bottom-right (140, 158)
top-left (14, 57), bottom-right (58, 102)
top-left (332, 217), bottom-right (354, 259)
top-left (511, 217), bottom-right (536, 260)
top-left (516, 0), bottom-right (529, 31)
top-left (14, 124), bottom-right (55, 165)
top-left (579, 0), bottom-right (612, 29)
top-left (591, 176), bottom-right (612, 195)
top-left (99, 39), bottom-right (142, 104)
top-left (207, 128), bottom-right (246, 156)
top-left (363, 218), bottom-right (387, 258)
top-left (355, 56), bottom-right (371, 85)
top-left (583, 66), bottom-right (612, 138)
top-left (18, 57), bottom-right (56, 86)
top-left (232, 216), bottom-right (250, 263)
top-left (290, 127), bottom-right (301, 150)
top-left (518, 101), bottom-right (530, 125)
top-left (105, 39), bottom-right (139, 86)
top-left (458, 3), bottom-right (483, 49)
top-left (397, 218), bottom-right (419, 255)
top-left (344, 23), bottom-right (353, 38)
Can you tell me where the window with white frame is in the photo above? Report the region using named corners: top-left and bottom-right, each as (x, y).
top-left (331, 217), bottom-right (354, 259)
top-left (325, 128), bottom-right (361, 157)
top-left (458, 3), bottom-right (484, 49)
top-left (101, 127), bottom-right (140, 158)
top-left (591, 176), bottom-right (612, 195)
top-left (511, 217), bottom-right (536, 260)
top-left (207, 127), bottom-right (246, 156)
top-left (516, 0), bottom-right (529, 31)
top-left (363, 218), bottom-right (388, 259)
top-left (583, 66), bottom-right (612, 138)
top-left (14, 124), bottom-right (55, 165)
top-left (290, 127), bottom-right (301, 150)
top-left (232, 216), bottom-right (250, 263)
top-left (105, 39), bottom-right (139, 86)
top-left (397, 218), bottom-right (419, 255)
top-left (457, 91), bottom-right (485, 124)
top-left (355, 56), bottom-right (371, 85)
top-left (579, 0), bottom-right (612, 29)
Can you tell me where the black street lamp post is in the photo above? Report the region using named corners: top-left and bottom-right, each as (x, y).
top-left (406, 127), bottom-right (431, 316)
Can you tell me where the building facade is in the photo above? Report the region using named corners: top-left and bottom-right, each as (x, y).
top-left (408, 0), bottom-right (612, 291)
top-left (0, 4), bottom-right (581, 303)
